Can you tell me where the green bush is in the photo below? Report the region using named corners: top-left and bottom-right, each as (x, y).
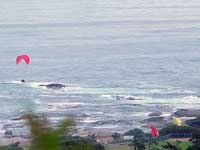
top-left (186, 117), bottom-right (200, 128)
top-left (187, 132), bottom-right (200, 150)
top-left (26, 114), bottom-right (105, 150)
top-left (0, 142), bottom-right (22, 150)
top-left (63, 140), bottom-right (105, 150)
top-left (27, 114), bottom-right (74, 150)
top-left (124, 128), bottom-right (145, 138)
top-left (159, 125), bottom-right (199, 136)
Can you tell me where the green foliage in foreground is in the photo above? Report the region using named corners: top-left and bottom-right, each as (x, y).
top-left (124, 128), bottom-right (145, 137)
top-left (105, 144), bottom-right (132, 150)
top-left (27, 114), bottom-right (74, 150)
top-left (27, 114), bottom-right (105, 150)
top-left (0, 146), bottom-right (20, 150)
top-left (0, 141), bottom-right (105, 150)
top-left (105, 141), bottom-right (192, 150)
top-left (0, 114), bottom-right (106, 150)
top-left (187, 132), bottom-right (200, 150)
top-left (63, 140), bottom-right (105, 150)
top-left (159, 125), bottom-right (199, 136)
top-left (150, 141), bottom-right (192, 150)
top-left (0, 143), bottom-right (22, 150)
top-left (186, 117), bottom-right (200, 128)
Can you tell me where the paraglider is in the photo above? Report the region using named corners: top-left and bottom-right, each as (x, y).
top-left (16, 55), bottom-right (31, 64)
top-left (150, 125), bottom-right (159, 138)
top-left (16, 54), bottom-right (31, 82)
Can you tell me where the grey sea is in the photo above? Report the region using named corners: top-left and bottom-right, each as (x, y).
top-left (0, 0), bottom-right (200, 137)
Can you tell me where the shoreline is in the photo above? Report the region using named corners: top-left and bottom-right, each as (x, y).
top-left (0, 108), bottom-right (199, 146)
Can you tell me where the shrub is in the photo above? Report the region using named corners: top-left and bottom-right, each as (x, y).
top-left (124, 128), bottom-right (145, 138)
top-left (159, 125), bottom-right (199, 136)
top-left (186, 117), bottom-right (200, 128)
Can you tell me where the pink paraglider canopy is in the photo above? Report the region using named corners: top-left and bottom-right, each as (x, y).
top-left (16, 55), bottom-right (31, 64)
top-left (150, 125), bottom-right (159, 138)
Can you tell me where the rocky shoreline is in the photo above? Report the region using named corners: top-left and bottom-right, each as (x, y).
top-left (1, 108), bottom-right (200, 146)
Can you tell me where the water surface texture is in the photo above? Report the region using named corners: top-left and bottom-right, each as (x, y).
top-left (0, 0), bottom-right (200, 133)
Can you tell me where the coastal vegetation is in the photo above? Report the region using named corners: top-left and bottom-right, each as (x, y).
top-left (159, 125), bottom-right (199, 136)
top-left (124, 128), bottom-right (145, 138)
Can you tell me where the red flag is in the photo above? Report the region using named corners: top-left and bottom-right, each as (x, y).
top-left (150, 125), bottom-right (159, 138)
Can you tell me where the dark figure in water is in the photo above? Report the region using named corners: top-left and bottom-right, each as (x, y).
top-left (21, 80), bottom-right (26, 83)
top-left (39, 83), bottom-right (66, 89)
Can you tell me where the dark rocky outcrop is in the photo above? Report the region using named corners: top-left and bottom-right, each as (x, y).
top-left (186, 117), bottom-right (200, 128)
top-left (141, 116), bottom-right (170, 128)
top-left (39, 83), bottom-right (66, 89)
top-left (174, 109), bottom-right (200, 117)
top-left (116, 96), bottom-right (142, 100)
top-left (63, 139), bottom-right (105, 150)
top-left (148, 111), bottom-right (163, 117)
top-left (92, 119), bottom-right (134, 126)
top-left (4, 130), bottom-right (15, 138)
top-left (143, 117), bottom-right (165, 123)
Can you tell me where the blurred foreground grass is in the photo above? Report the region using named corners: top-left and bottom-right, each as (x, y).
top-left (105, 141), bottom-right (192, 150)
top-left (27, 114), bottom-right (74, 150)
top-left (0, 114), bottom-right (105, 150)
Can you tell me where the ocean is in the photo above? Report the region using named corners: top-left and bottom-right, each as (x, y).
top-left (0, 0), bottom-right (200, 136)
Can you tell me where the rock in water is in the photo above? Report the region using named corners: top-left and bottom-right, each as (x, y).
top-left (116, 96), bottom-right (142, 100)
top-left (4, 130), bottom-right (14, 138)
top-left (174, 109), bottom-right (200, 117)
top-left (148, 111), bottom-right (163, 117)
top-left (39, 83), bottom-right (66, 89)
top-left (143, 117), bottom-right (165, 123)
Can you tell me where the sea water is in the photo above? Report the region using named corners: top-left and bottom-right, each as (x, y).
top-left (0, 0), bottom-right (200, 134)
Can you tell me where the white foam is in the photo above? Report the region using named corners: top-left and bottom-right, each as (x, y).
top-left (62, 85), bottom-right (196, 95)
top-left (10, 81), bottom-right (22, 84)
top-left (161, 113), bottom-right (171, 117)
top-left (128, 95), bottom-right (200, 109)
top-left (28, 82), bottom-right (50, 89)
top-left (140, 88), bottom-right (196, 94)
top-left (81, 118), bottom-right (97, 123)
top-left (33, 99), bottom-right (41, 104)
top-left (0, 95), bottom-right (12, 99)
top-left (47, 102), bottom-right (84, 107)
top-left (3, 81), bottom-right (196, 96)
top-left (100, 94), bottom-right (113, 99)
top-left (0, 129), bottom-right (5, 135)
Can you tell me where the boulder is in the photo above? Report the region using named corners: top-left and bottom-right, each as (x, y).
top-left (148, 111), bottom-right (163, 117)
top-left (4, 130), bottom-right (14, 138)
top-left (174, 109), bottom-right (200, 117)
top-left (39, 83), bottom-right (66, 89)
top-left (141, 116), bottom-right (169, 128)
top-left (5, 130), bottom-right (13, 136)
top-left (116, 96), bottom-right (142, 100)
top-left (143, 117), bottom-right (165, 123)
